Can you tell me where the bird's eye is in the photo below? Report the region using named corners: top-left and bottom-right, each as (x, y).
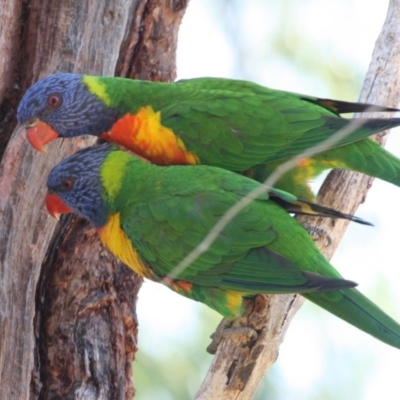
top-left (47, 94), bottom-right (62, 108)
top-left (61, 179), bottom-right (73, 190)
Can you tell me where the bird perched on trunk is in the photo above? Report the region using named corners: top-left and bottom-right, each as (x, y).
top-left (18, 73), bottom-right (400, 199)
top-left (45, 144), bottom-right (400, 349)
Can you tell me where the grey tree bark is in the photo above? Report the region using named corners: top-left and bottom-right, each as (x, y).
top-left (0, 1), bottom-right (187, 398)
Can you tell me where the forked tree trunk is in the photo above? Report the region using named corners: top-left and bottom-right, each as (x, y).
top-left (0, 1), bottom-right (187, 398)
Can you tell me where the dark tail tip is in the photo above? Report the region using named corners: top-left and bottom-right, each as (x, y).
top-left (314, 98), bottom-right (400, 114)
top-left (304, 271), bottom-right (358, 292)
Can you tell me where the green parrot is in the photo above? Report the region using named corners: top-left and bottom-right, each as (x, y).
top-left (18, 73), bottom-right (400, 200)
top-left (45, 144), bottom-right (400, 349)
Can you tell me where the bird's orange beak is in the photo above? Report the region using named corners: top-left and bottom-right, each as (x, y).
top-left (25, 120), bottom-right (59, 152)
top-left (45, 193), bottom-right (72, 220)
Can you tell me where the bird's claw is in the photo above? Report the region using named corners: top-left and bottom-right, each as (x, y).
top-left (207, 319), bottom-right (258, 354)
top-left (301, 222), bottom-right (332, 246)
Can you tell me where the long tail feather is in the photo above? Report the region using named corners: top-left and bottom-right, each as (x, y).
top-left (305, 288), bottom-right (400, 349)
top-left (319, 138), bottom-right (400, 189)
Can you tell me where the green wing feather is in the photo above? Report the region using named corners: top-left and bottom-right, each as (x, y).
top-left (305, 289), bottom-right (400, 350)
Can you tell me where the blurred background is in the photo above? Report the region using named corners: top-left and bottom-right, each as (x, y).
top-left (134, 1), bottom-right (400, 398)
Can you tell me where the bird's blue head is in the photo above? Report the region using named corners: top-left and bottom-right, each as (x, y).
top-left (46, 144), bottom-right (115, 227)
top-left (17, 73), bottom-right (120, 151)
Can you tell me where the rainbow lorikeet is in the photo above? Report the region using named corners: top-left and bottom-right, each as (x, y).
top-left (18, 73), bottom-right (400, 200)
top-left (45, 144), bottom-right (400, 349)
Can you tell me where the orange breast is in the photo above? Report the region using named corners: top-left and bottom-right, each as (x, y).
top-left (100, 106), bottom-right (199, 166)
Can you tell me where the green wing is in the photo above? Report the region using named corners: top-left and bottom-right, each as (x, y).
top-left (118, 166), bottom-right (352, 294)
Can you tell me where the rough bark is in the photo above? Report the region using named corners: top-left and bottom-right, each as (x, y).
top-left (0, 1), bottom-right (187, 399)
top-left (195, 1), bottom-right (400, 398)
top-left (0, 1), bottom-right (22, 154)
top-left (35, 217), bottom-right (141, 399)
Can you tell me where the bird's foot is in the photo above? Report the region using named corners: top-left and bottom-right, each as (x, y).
top-left (301, 222), bottom-right (332, 246)
top-left (207, 318), bottom-right (258, 354)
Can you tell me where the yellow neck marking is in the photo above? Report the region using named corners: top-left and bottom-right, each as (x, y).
top-left (83, 76), bottom-right (111, 106)
top-left (100, 150), bottom-right (131, 203)
top-left (98, 213), bottom-right (153, 279)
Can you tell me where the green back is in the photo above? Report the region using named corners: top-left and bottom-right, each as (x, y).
top-left (92, 76), bottom-right (382, 170)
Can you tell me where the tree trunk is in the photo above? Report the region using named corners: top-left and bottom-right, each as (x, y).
top-left (195, 1), bottom-right (400, 398)
top-left (0, 1), bottom-right (187, 398)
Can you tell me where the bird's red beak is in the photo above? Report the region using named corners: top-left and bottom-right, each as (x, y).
top-left (45, 193), bottom-right (72, 220)
top-left (25, 120), bottom-right (59, 152)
